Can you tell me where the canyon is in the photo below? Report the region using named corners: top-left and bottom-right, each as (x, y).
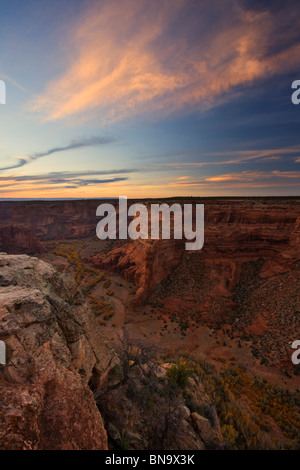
top-left (0, 197), bottom-right (299, 449)
top-left (1, 197), bottom-right (299, 370)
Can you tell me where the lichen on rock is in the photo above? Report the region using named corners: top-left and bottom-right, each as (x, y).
top-left (0, 253), bottom-right (113, 450)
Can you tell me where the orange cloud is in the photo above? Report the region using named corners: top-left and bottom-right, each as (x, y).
top-left (30, 0), bottom-right (300, 123)
top-left (206, 170), bottom-right (300, 183)
top-left (167, 170), bottom-right (300, 187)
top-left (205, 171), bottom-right (270, 182)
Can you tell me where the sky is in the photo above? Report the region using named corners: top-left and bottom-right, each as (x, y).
top-left (1, 0), bottom-right (300, 198)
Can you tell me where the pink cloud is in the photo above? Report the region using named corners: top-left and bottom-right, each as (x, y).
top-left (30, 0), bottom-right (300, 123)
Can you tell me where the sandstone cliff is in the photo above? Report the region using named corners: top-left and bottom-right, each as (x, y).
top-left (0, 253), bottom-right (225, 451)
top-left (0, 253), bottom-right (112, 450)
top-left (0, 225), bottom-right (44, 254)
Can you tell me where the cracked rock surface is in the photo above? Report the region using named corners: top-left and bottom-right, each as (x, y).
top-left (0, 253), bottom-right (112, 450)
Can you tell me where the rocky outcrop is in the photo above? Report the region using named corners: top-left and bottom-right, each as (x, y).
top-left (0, 253), bottom-right (112, 450)
top-left (99, 365), bottom-right (223, 450)
top-left (91, 238), bottom-right (185, 302)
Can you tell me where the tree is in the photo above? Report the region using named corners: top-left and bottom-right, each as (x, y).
top-left (146, 382), bottom-right (183, 449)
top-left (94, 329), bottom-right (158, 401)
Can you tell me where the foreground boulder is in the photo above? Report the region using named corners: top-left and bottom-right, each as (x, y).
top-left (0, 253), bottom-right (112, 450)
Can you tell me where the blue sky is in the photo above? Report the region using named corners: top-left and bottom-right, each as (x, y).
top-left (1, 0), bottom-right (300, 198)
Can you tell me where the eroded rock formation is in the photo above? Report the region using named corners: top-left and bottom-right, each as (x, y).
top-left (0, 253), bottom-right (112, 450)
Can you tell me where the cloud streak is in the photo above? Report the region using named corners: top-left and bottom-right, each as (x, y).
top-left (29, 0), bottom-right (300, 123)
top-left (31, 135), bottom-right (115, 159)
top-left (0, 169), bottom-right (138, 190)
top-left (0, 135), bottom-right (116, 171)
top-left (0, 73), bottom-right (26, 92)
top-left (0, 169), bottom-right (135, 182)
top-left (167, 170), bottom-right (300, 188)
top-left (153, 145), bottom-right (300, 170)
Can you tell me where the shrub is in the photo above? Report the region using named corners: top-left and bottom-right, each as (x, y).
top-left (166, 363), bottom-right (191, 390)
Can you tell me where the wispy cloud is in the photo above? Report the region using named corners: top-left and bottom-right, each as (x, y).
top-left (0, 169), bottom-right (138, 190)
top-left (31, 135), bottom-right (115, 159)
top-left (0, 135), bottom-right (116, 171)
top-left (168, 170), bottom-right (300, 187)
top-left (154, 146), bottom-right (300, 168)
top-left (139, 169), bottom-right (300, 192)
top-left (0, 73), bottom-right (26, 92)
top-left (0, 158), bottom-right (28, 171)
top-left (29, 0), bottom-right (300, 123)
top-left (0, 169), bottom-right (135, 182)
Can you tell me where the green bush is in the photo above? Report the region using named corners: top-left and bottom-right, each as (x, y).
top-left (166, 364), bottom-right (191, 390)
